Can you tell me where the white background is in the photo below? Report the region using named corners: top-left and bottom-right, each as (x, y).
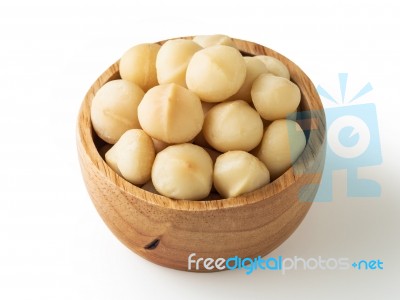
top-left (1, 0), bottom-right (400, 299)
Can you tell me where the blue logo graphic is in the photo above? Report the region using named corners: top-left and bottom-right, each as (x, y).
top-left (299, 73), bottom-right (382, 201)
top-left (351, 259), bottom-right (384, 270)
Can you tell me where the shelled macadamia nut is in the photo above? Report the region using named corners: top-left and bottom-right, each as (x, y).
top-left (105, 129), bottom-right (155, 185)
top-left (119, 43), bottom-right (160, 91)
top-left (214, 151), bottom-right (270, 198)
top-left (93, 37), bottom-right (309, 201)
top-left (251, 74), bottom-right (301, 121)
top-left (192, 34), bottom-right (236, 48)
top-left (254, 55), bottom-right (290, 79)
top-left (156, 39), bottom-right (202, 88)
top-left (91, 79), bottom-right (144, 144)
top-left (203, 100), bottom-right (263, 152)
top-left (105, 139), bottom-right (124, 176)
top-left (256, 119), bottom-right (306, 180)
top-left (152, 144), bottom-right (213, 200)
top-left (138, 83), bottom-right (204, 143)
top-left (186, 45), bottom-right (246, 102)
top-left (229, 57), bottom-right (268, 103)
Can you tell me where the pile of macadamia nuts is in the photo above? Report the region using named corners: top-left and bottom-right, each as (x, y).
top-left (91, 34), bottom-right (306, 200)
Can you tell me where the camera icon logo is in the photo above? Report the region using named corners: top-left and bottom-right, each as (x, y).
top-left (329, 114), bottom-right (371, 160)
top-left (299, 73), bottom-right (382, 202)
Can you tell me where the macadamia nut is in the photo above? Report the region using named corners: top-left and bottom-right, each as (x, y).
top-left (256, 120), bottom-right (306, 180)
top-left (251, 74), bottom-right (301, 121)
top-left (192, 34), bottom-right (236, 48)
top-left (138, 83), bottom-right (204, 144)
top-left (93, 37), bottom-right (308, 200)
top-left (214, 151), bottom-right (270, 198)
top-left (203, 100), bottom-right (263, 152)
top-left (156, 39), bottom-right (202, 88)
top-left (91, 79), bottom-right (144, 144)
top-left (152, 144), bottom-right (213, 200)
top-left (119, 43), bottom-right (160, 91)
top-left (105, 129), bottom-right (155, 185)
top-left (254, 55), bottom-right (290, 79)
top-left (186, 45), bottom-right (246, 102)
top-left (229, 57), bottom-right (268, 103)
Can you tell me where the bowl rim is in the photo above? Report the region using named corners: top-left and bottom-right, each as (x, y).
top-left (77, 37), bottom-right (326, 212)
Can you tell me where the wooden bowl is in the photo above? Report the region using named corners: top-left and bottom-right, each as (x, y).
top-left (77, 37), bottom-right (326, 272)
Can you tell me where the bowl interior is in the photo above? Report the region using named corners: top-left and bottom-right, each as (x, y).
top-left (78, 37), bottom-right (326, 211)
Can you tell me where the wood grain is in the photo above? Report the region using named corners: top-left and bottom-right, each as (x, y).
top-left (76, 37), bottom-right (326, 272)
